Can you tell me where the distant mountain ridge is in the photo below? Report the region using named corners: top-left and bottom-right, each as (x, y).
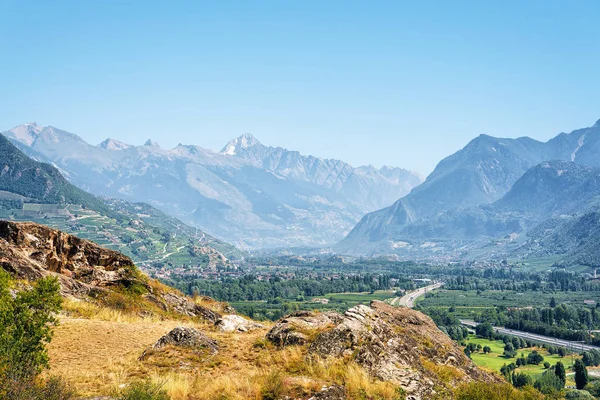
top-left (339, 119), bottom-right (600, 255)
top-left (0, 132), bottom-right (240, 271)
top-left (0, 133), bottom-right (111, 216)
top-left (220, 133), bottom-right (423, 212)
top-left (3, 124), bottom-right (423, 248)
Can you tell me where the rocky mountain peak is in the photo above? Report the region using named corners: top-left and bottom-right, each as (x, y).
top-left (5, 123), bottom-right (45, 146)
top-left (220, 133), bottom-right (262, 155)
top-left (144, 139), bottom-right (160, 148)
top-left (99, 138), bottom-right (132, 150)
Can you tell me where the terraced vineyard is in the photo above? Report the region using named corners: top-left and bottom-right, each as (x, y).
top-left (0, 198), bottom-right (243, 276)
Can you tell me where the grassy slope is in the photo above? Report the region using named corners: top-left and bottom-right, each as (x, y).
top-left (46, 310), bottom-right (402, 400)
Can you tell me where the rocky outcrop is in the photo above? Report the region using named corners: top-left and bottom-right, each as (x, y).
top-left (139, 327), bottom-right (218, 360)
top-left (270, 302), bottom-right (500, 400)
top-left (0, 220), bottom-right (139, 295)
top-left (307, 385), bottom-right (346, 400)
top-left (0, 221), bottom-right (226, 323)
top-left (160, 292), bottom-right (222, 322)
top-left (215, 315), bottom-right (264, 332)
top-left (266, 310), bottom-right (343, 346)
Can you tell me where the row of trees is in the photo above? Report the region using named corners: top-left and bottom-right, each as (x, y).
top-left (168, 273), bottom-right (411, 302)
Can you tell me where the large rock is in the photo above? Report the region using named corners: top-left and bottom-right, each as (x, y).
top-left (306, 301), bottom-right (500, 400)
top-left (160, 292), bottom-right (222, 322)
top-left (266, 310), bottom-right (343, 346)
top-left (139, 326), bottom-right (218, 360)
top-left (0, 221), bottom-right (139, 295)
top-left (268, 302), bottom-right (501, 400)
top-left (215, 314), bottom-right (264, 332)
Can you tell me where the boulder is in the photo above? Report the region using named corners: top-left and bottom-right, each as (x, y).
top-left (306, 301), bottom-right (501, 400)
top-left (161, 292), bottom-right (222, 322)
top-left (266, 310), bottom-right (342, 346)
top-left (215, 315), bottom-right (264, 332)
top-left (139, 326), bottom-right (218, 360)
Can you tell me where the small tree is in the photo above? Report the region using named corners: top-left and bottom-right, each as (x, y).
top-left (555, 361), bottom-right (566, 386)
top-left (550, 297), bottom-right (556, 308)
top-left (527, 350), bottom-right (544, 365)
top-left (512, 372), bottom-right (532, 388)
top-left (483, 346), bottom-right (491, 354)
top-left (516, 357), bottom-right (526, 367)
top-left (543, 361), bottom-right (550, 369)
top-left (557, 347), bottom-right (567, 357)
top-left (503, 343), bottom-right (516, 358)
top-left (574, 359), bottom-right (589, 390)
top-left (534, 372), bottom-right (563, 395)
top-left (476, 322), bottom-right (494, 339)
top-left (0, 270), bottom-right (63, 399)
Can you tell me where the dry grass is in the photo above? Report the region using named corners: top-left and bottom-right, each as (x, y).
top-left (61, 297), bottom-right (164, 323)
top-left (47, 313), bottom-right (404, 399)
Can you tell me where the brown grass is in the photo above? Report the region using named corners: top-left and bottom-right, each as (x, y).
top-left (47, 313), bottom-right (404, 399)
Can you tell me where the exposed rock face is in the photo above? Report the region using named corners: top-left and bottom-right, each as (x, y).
top-left (272, 302), bottom-right (500, 400)
top-left (0, 220), bottom-right (225, 322)
top-left (266, 310), bottom-right (343, 346)
top-left (160, 292), bottom-right (222, 322)
top-left (139, 327), bottom-right (218, 360)
top-left (0, 220), bottom-right (138, 295)
top-left (215, 315), bottom-right (264, 332)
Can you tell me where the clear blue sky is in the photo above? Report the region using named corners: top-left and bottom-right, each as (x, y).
top-left (1, 0), bottom-right (599, 175)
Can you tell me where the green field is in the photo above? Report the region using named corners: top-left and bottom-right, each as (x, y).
top-left (232, 290), bottom-right (397, 320)
top-left (465, 335), bottom-right (577, 380)
top-left (418, 289), bottom-right (600, 318)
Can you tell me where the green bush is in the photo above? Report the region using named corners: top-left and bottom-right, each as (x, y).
top-left (0, 270), bottom-right (65, 399)
top-left (115, 381), bottom-right (170, 400)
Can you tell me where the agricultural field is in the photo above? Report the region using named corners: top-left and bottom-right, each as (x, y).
top-left (418, 289), bottom-right (600, 319)
top-left (232, 290), bottom-right (397, 321)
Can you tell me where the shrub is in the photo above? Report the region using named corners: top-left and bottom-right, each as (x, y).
top-left (261, 371), bottom-right (285, 400)
top-left (115, 381), bottom-right (170, 400)
top-left (526, 350), bottom-right (544, 365)
top-left (543, 361), bottom-right (550, 369)
top-left (512, 372), bottom-right (532, 388)
top-left (0, 270), bottom-right (64, 399)
top-left (534, 372), bottom-right (563, 395)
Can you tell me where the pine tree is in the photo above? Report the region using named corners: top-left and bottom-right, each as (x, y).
top-left (554, 361), bottom-right (566, 386)
top-left (574, 359), bottom-right (589, 390)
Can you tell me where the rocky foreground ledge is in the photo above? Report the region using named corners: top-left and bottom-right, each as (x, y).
top-left (267, 301), bottom-right (501, 400)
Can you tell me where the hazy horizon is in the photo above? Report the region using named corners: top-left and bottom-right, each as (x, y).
top-left (2, 0), bottom-right (600, 175)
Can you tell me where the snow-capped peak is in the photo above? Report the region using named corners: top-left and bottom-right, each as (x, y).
top-left (6, 123), bottom-right (44, 146)
top-left (144, 139), bottom-right (160, 148)
top-left (98, 138), bottom-right (133, 151)
top-left (220, 133), bottom-right (261, 156)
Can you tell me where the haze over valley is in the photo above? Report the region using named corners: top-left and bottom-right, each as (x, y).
top-left (3, 2), bottom-right (600, 399)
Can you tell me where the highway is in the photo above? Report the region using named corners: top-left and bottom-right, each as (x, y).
top-left (460, 320), bottom-right (600, 353)
top-left (392, 282), bottom-right (443, 308)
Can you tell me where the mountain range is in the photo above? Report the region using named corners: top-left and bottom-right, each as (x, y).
top-left (338, 119), bottom-right (600, 264)
top-left (3, 123), bottom-right (422, 249)
top-left (0, 133), bottom-right (239, 272)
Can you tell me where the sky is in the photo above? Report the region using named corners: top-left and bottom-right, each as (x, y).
top-left (1, 0), bottom-right (599, 175)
